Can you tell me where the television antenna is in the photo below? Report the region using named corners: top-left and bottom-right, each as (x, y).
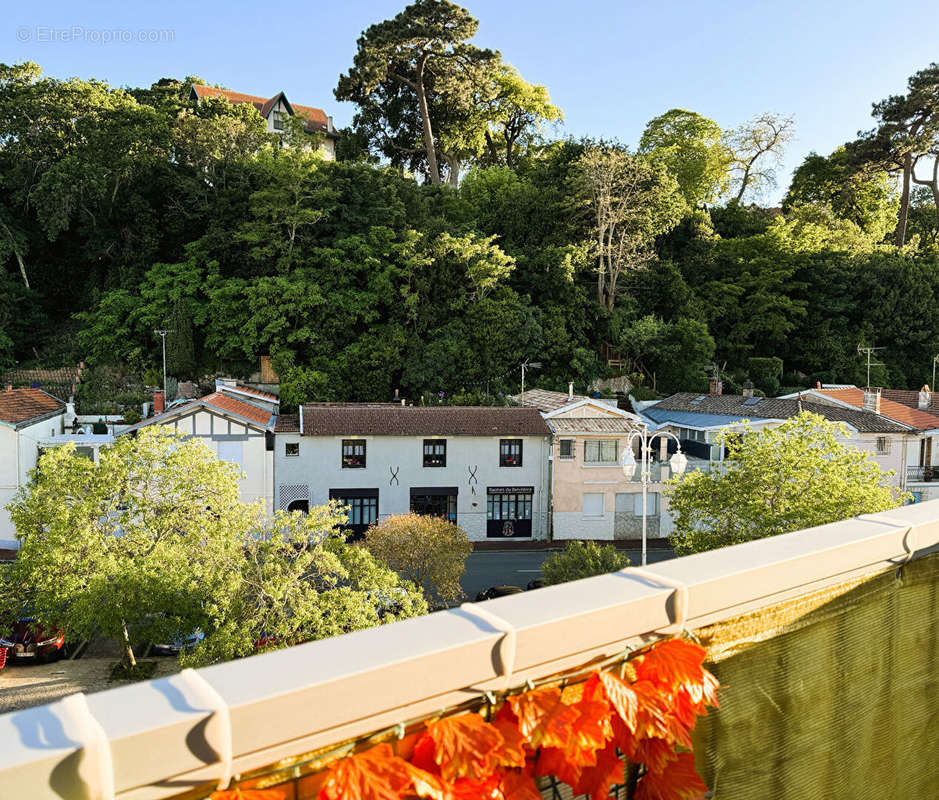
top-left (154, 329), bottom-right (174, 402)
top-left (857, 344), bottom-right (885, 388)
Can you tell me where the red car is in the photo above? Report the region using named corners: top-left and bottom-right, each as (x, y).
top-left (0, 619), bottom-right (66, 664)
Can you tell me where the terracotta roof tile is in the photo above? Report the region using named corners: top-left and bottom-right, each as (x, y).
top-left (132, 392), bottom-right (274, 430)
top-left (3, 364), bottom-right (83, 401)
top-left (275, 414), bottom-right (300, 433)
top-left (547, 418), bottom-right (641, 434)
top-left (814, 388), bottom-right (939, 431)
top-left (190, 85), bottom-right (329, 132)
top-left (514, 389), bottom-right (589, 412)
top-left (881, 388), bottom-right (939, 415)
top-left (298, 406), bottom-right (551, 437)
top-left (0, 388), bottom-right (66, 426)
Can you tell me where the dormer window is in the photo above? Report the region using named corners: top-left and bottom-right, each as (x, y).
top-left (272, 111), bottom-right (285, 131)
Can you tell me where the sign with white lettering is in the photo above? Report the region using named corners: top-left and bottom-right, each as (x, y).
top-left (487, 486), bottom-right (534, 494)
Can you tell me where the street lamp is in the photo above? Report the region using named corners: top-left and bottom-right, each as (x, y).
top-left (621, 426), bottom-right (688, 566)
top-left (520, 360), bottom-right (542, 400)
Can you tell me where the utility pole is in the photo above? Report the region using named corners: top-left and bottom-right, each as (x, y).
top-left (154, 329), bottom-right (173, 401)
top-left (857, 344), bottom-right (885, 387)
top-left (520, 360), bottom-right (542, 402)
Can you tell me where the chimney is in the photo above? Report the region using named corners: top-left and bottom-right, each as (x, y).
top-left (742, 380), bottom-right (754, 398)
top-left (862, 387), bottom-right (881, 414)
top-left (394, 388), bottom-right (400, 400)
top-left (919, 384), bottom-right (931, 410)
top-left (709, 377), bottom-right (723, 395)
top-left (153, 390), bottom-right (165, 414)
top-left (568, 382), bottom-right (574, 401)
top-left (816, 380), bottom-right (822, 389)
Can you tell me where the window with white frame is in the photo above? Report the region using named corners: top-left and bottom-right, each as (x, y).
top-left (584, 439), bottom-right (617, 464)
top-left (583, 493), bottom-right (605, 516)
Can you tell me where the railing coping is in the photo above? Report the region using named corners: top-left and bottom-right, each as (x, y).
top-left (1, 501), bottom-right (938, 799)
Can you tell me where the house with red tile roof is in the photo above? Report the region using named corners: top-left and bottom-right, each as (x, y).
top-left (189, 84), bottom-right (336, 158)
top-left (780, 386), bottom-right (939, 501)
top-left (0, 388), bottom-right (67, 547)
top-left (120, 384), bottom-right (278, 511)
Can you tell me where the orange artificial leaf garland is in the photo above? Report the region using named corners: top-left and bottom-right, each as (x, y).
top-left (210, 638), bottom-right (719, 800)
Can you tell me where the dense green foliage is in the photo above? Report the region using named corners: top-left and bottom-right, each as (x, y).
top-left (2, 429), bottom-right (426, 667)
top-left (666, 413), bottom-right (905, 555)
top-left (3, 7), bottom-right (939, 405)
top-left (541, 540), bottom-right (629, 586)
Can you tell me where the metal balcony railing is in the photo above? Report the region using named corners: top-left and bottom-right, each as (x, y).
top-left (1, 502), bottom-right (938, 799)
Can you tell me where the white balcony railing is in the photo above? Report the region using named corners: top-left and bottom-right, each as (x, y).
top-left (1, 501), bottom-right (938, 799)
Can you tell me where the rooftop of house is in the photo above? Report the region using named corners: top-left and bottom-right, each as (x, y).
top-left (1, 363), bottom-right (84, 402)
top-left (512, 388), bottom-right (622, 413)
top-left (215, 380), bottom-right (280, 404)
top-left (288, 405), bottom-right (552, 437)
top-left (800, 387), bottom-right (939, 431)
top-left (189, 85), bottom-right (332, 134)
top-left (651, 392), bottom-right (910, 434)
top-left (880, 387), bottom-right (939, 414)
top-left (125, 391), bottom-right (276, 432)
top-left (547, 417), bottom-right (641, 434)
top-left (0, 387), bottom-right (66, 428)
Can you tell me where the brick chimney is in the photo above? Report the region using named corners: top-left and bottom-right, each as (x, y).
top-left (919, 384), bottom-right (931, 410)
top-left (153, 389), bottom-right (165, 414)
top-left (708, 377), bottom-right (723, 395)
top-left (742, 380), bottom-right (754, 398)
top-left (862, 387), bottom-right (881, 413)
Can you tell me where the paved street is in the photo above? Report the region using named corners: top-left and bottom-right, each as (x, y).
top-left (460, 548), bottom-right (675, 599)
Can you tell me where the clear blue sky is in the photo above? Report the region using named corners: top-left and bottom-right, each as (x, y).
top-left (7, 0), bottom-right (938, 202)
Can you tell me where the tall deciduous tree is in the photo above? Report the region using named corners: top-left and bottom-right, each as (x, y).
top-left (726, 112), bottom-right (794, 203)
top-left (852, 63), bottom-right (939, 246)
top-left (569, 145), bottom-right (683, 311)
top-left (335, 0), bottom-right (498, 186)
top-left (666, 413), bottom-right (904, 555)
top-left (639, 109), bottom-right (732, 207)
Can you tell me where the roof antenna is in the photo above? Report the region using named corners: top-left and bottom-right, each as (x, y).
top-left (857, 343), bottom-right (885, 388)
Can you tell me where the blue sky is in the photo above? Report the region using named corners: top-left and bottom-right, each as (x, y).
top-left (7, 0), bottom-right (938, 202)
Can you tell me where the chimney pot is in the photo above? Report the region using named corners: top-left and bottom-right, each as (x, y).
top-left (742, 380), bottom-right (754, 398)
top-left (709, 377), bottom-right (723, 395)
top-left (568, 382), bottom-right (574, 401)
top-left (153, 390), bottom-right (165, 414)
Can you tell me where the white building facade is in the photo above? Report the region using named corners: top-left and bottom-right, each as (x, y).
top-left (0, 389), bottom-right (66, 548)
top-left (274, 406), bottom-right (552, 541)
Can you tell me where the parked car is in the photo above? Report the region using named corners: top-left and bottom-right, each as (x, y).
top-left (475, 585), bottom-right (524, 602)
top-left (0, 618), bottom-right (66, 664)
top-left (151, 629), bottom-right (204, 656)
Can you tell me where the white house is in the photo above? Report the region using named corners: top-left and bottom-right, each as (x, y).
top-left (274, 405), bottom-right (552, 541)
top-left (120, 382), bottom-right (278, 511)
top-left (189, 85), bottom-right (337, 158)
top-left (0, 388), bottom-right (67, 548)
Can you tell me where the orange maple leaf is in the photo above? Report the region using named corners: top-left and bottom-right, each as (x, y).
top-left (571, 742), bottom-right (625, 800)
top-left (498, 769), bottom-right (541, 800)
top-left (211, 791), bottom-right (287, 800)
top-left (447, 772), bottom-right (503, 800)
top-left (507, 686), bottom-right (581, 749)
top-left (415, 713), bottom-right (508, 781)
top-left (317, 744), bottom-right (414, 800)
top-left (583, 671), bottom-right (638, 732)
top-left (632, 736), bottom-right (677, 776)
top-left (634, 751), bottom-right (708, 800)
top-left (633, 640), bottom-right (708, 692)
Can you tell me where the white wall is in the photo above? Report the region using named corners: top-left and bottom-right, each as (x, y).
top-left (155, 410), bottom-right (273, 511)
top-left (0, 413), bottom-right (65, 547)
top-left (274, 434), bottom-right (551, 541)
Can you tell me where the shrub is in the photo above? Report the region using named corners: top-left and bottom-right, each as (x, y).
top-left (541, 541), bottom-right (629, 586)
top-left (364, 513), bottom-right (472, 606)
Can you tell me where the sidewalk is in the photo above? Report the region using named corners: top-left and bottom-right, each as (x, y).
top-left (472, 538), bottom-right (673, 552)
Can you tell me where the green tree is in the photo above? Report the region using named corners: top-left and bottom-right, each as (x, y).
top-left (541, 541), bottom-right (629, 586)
top-left (335, 0), bottom-right (498, 185)
top-left (616, 315), bottom-right (715, 394)
top-left (364, 513), bottom-right (472, 606)
top-left (6, 429), bottom-right (256, 667)
top-left (569, 145), bottom-right (684, 310)
top-left (185, 505), bottom-right (427, 666)
top-left (639, 109), bottom-right (732, 207)
top-left (666, 413), bottom-right (905, 555)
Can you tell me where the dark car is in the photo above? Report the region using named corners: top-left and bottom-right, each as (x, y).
top-left (475, 585), bottom-right (524, 602)
top-left (0, 618), bottom-right (66, 664)
top-left (151, 629), bottom-right (204, 657)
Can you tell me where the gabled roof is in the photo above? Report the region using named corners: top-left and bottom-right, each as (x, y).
top-left (651, 392), bottom-right (909, 434)
top-left (189, 85), bottom-right (330, 133)
top-left (514, 388), bottom-right (589, 412)
top-left (547, 417), bottom-right (641, 434)
top-left (802, 388), bottom-right (939, 431)
top-left (2, 363), bottom-right (84, 402)
top-left (215, 381), bottom-right (279, 404)
top-left (297, 405), bottom-right (551, 437)
top-left (123, 392), bottom-right (275, 432)
top-left (0, 388), bottom-right (66, 428)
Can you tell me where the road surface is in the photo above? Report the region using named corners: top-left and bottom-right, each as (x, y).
top-left (460, 548), bottom-right (675, 599)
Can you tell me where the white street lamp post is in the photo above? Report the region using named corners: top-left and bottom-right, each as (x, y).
top-left (620, 426), bottom-right (688, 566)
